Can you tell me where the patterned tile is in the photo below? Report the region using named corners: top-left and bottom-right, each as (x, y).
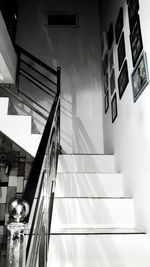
top-left (0, 182), bottom-right (8, 187)
top-left (9, 169), bottom-right (18, 176)
top-left (19, 157), bottom-right (26, 163)
top-left (4, 214), bottom-right (9, 226)
top-left (15, 193), bottom-right (22, 199)
top-left (18, 162), bottom-right (25, 176)
top-left (0, 204), bottom-right (5, 221)
top-left (25, 162), bottom-right (32, 179)
top-left (0, 168), bottom-right (8, 183)
top-left (19, 150), bottom-right (26, 158)
top-left (8, 176), bottom-right (17, 187)
top-left (6, 187), bottom-right (16, 203)
top-left (2, 136), bottom-right (12, 148)
top-left (0, 187), bottom-right (7, 203)
top-left (17, 177), bottom-right (24, 193)
top-left (12, 142), bottom-right (20, 151)
top-left (26, 153), bottom-right (33, 162)
top-left (23, 180), bottom-right (27, 190)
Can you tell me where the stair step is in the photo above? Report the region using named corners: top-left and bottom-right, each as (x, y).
top-left (0, 97), bottom-right (9, 115)
top-left (51, 228), bottom-right (144, 235)
top-left (16, 133), bottom-right (41, 157)
top-left (0, 114), bottom-right (41, 156)
top-left (0, 115), bottom-right (32, 134)
top-left (48, 234), bottom-right (150, 267)
top-left (51, 198), bottom-right (135, 229)
top-left (58, 154), bottom-right (115, 173)
top-left (55, 173), bottom-right (126, 197)
top-left (0, 96), bottom-right (42, 156)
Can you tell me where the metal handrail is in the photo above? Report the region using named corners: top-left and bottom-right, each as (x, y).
top-left (0, 84), bottom-right (48, 120)
top-left (25, 93), bottom-right (60, 266)
top-left (1, 44), bottom-right (62, 267)
top-left (21, 59), bottom-right (57, 86)
top-left (23, 93), bottom-right (60, 209)
top-left (0, 46), bottom-right (61, 123)
top-left (19, 68), bottom-right (56, 97)
top-left (15, 45), bottom-right (60, 120)
top-left (6, 81), bottom-right (61, 267)
top-left (15, 45), bottom-right (58, 76)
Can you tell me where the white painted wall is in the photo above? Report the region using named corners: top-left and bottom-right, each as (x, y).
top-left (0, 12), bottom-right (17, 83)
top-left (101, 0), bottom-right (150, 232)
top-left (16, 0), bottom-right (104, 154)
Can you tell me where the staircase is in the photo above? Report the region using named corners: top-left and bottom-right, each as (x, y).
top-left (48, 154), bottom-right (150, 266)
top-left (0, 97), bottom-right (41, 157)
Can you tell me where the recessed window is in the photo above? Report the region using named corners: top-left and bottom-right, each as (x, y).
top-left (47, 12), bottom-right (79, 27)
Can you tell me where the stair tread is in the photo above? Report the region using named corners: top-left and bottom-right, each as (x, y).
top-left (48, 234), bottom-right (150, 266)
top-left (54, 197), bottom-right (132, 199)
top-left (51, 228), bottom-right (145, 234)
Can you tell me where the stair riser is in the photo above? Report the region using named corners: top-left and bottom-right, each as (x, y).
top-left (55, 173), bottom-right (125, 197)
top-left (0, 98), bottom-right (9, 115)
top-left (0, 97), bottom-right (41, 156)
top-left (48, 235), bottom-right (150, 267)
top-left (0, 116), bottom-right (32, 134)
top-left (58, 155), bottom-right (115, 173)
top-left (51, 198), bottom-right (135, 229)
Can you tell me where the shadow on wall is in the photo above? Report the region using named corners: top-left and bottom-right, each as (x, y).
top-left (16, 0), bottom-right (103, 154)
top-left (72, 116), bottom-right (97, 154)
top-left (61, 84), bottom-right (98, 154)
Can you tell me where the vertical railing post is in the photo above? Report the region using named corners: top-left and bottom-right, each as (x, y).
top-left (57, 67), bottom-right (61, 154)
top-left (16, 50), bottom-right (21, 95)
top-left (57, 67), bottom-right (61, 95)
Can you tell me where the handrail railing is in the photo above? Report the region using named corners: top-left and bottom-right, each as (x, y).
top-left (23, 93), bottom-right (60, 210)
top-left (0, 46), bottom-right (60, 122)
top-left (6, 92), bottom-right (60, 267)
top-left (0, 84), bottom-right (48, 120)
top-left (14, 45), bottom-right (60, 119)
top-left (15, 45), bottom-right (58, 76)
top-left (4, 47), bottom-right (61, 267)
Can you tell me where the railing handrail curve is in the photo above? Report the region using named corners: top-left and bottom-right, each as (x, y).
top-left (23, 93), bottom-right (60, 212)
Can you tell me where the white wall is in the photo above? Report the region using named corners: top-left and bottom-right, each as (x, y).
top-left (100, 0), bottom-right (150, 232)
top-left (0, 12), bottom-right (17, 83)
top-left (16, 0), bottom-right (104, 154)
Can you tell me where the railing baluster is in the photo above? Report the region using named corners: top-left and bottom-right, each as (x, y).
top-left (4, 45), bottom-right (61, 267)
top-left (57, 67), bottom-right (61, 95)
top-left (16, 51), bottom-right (21, 95)
top-left (7, 94), bottom-right (60, 267)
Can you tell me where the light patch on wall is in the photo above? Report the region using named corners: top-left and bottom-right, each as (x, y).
top-left (0, 52), bottom-right (14, 83)
top-left (47, 12), bottom-right (79, 27)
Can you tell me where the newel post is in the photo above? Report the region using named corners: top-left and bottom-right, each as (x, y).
top-left (6, 199), bottom-right (29, 267)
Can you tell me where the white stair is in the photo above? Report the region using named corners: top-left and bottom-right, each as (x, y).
top-left (51, 198), bottom-right (135, 229)
top-left (48, 154), bottom-right (150, 266)
top-left (57, 154), bottom-right (115, 173)
top-left (48, 235), bottom-right (150, 267)
top-left (0, 97), bottom-right (41, 157)
top-left (55, 173), bottom-right (126, 197)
